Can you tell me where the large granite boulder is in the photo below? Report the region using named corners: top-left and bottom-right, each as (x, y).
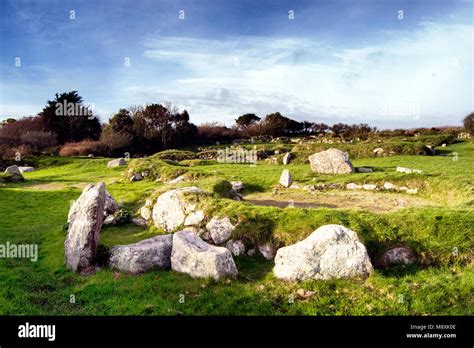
top-left (108, 235), bottom-right (173, 274)
top-left (308, 149), bottom-right (354, 174)
top-left (171, 230), bottom-right (238, 280)
top-left (65, 183), bottom-right (106, 272)
top-left (152, 187), bottom-right (204, 232)
top-left (274, 224), bottom-right (373, 281)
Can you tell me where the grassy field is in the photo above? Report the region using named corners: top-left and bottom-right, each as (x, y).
top-left (0, 140), bottom-right (472, 315)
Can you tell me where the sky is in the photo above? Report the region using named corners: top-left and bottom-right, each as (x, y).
top-left (0, 0), bottom-right (472, 128)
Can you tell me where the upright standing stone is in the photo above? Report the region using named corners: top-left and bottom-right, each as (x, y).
top-left (65, 183), bottom-right (106, 272)
top-left (279, 169), bottom-right (293, 188)
top-left (282, 153), bottom-right (292, 165)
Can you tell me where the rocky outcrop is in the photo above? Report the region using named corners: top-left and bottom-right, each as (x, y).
top-left (65, 182), bottom-right (106, 272)
top-left (308, 149), bottom-right (354, 174)
top-left (274, 224), bottom-right (373, 281)
top-left (171, 230), bottom-right (238, 280)
top-left (108, 235), bottom-right (173, 274)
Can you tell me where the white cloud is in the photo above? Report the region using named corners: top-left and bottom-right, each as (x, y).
top-left (120, 21), bottom-right (472, 127)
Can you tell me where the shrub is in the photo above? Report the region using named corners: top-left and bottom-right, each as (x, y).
top-left (59, 146), bottom-right (79, 157)
top-left (59, 140), bottom-right (109, 157)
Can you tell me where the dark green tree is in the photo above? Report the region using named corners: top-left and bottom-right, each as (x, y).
top-left (39, 91), bottom-right (101, 144)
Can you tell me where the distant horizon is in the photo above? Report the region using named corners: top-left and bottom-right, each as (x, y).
top-left (1, 0), bottom-right (472, 129)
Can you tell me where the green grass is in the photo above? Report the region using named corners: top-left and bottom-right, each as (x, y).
top-left (0, 141), bottom-right (472, 315)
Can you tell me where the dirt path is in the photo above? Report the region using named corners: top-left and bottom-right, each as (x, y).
top-left (245, 190), bottom-right (434, 213)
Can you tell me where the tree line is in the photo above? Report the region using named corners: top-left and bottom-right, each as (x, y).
top-left (1, 91), bottom-right (472, 158)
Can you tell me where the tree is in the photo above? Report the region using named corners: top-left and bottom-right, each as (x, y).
top-left (131, 103), bottom-right (197, 152)
top-left (311, 123), bottom-right (329, 135)
top-left (463, 112), bottom-right (474, 135)
top-left (109, 109), bottom-right (134, 134)
top-left (331, 123), bottom-right (351, 138)
top-left (263, 112), bottom-right (292, 136)
top-left (39, 91), bottom-right (101, 144)
top-left (235, 113), bottom-right (261, 128)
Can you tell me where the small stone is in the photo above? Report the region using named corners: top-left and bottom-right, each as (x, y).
top-left (279, 169), bottom-right (293, 188)
top-left (130, 173), bottom-right (143, 182)
top-left (206, 216), bottom-right (235, 244)
top-left (247, 248), bottom-right (256, 257)
top-left (346, 183), bottom-right (362, 190)
top-left (258, 244), bottom-right (277, 260)
top-left (168, 175), bottom-right (187, 184)
top-left (226, 240), bottom-right (246, 256)
top-left (296, 288), bottom-right (315, 299)
top-left (140, 206), bottom-right (152, 221)
top-left (356, 167), bottom-right (373, 173)
top-left (230, 181), bottom-right (244, 191)
top-left (132, 217), bottom-right (147, 226)
top-left (104, 215), bottom-right (116, 225)
top-left (383, 182), bottom-right (397, 190)
top-left (380, 246), bottom-right (416, 267)
top-left (406, 188), bottom-right (418, 194)
top-left (184, 210), bottom-right (205, 226)
top-left (362, 184), bottom-right (377, 190)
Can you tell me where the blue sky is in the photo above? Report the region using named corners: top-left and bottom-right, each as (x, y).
top-left (0, 0), bottom-right (472, 128)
